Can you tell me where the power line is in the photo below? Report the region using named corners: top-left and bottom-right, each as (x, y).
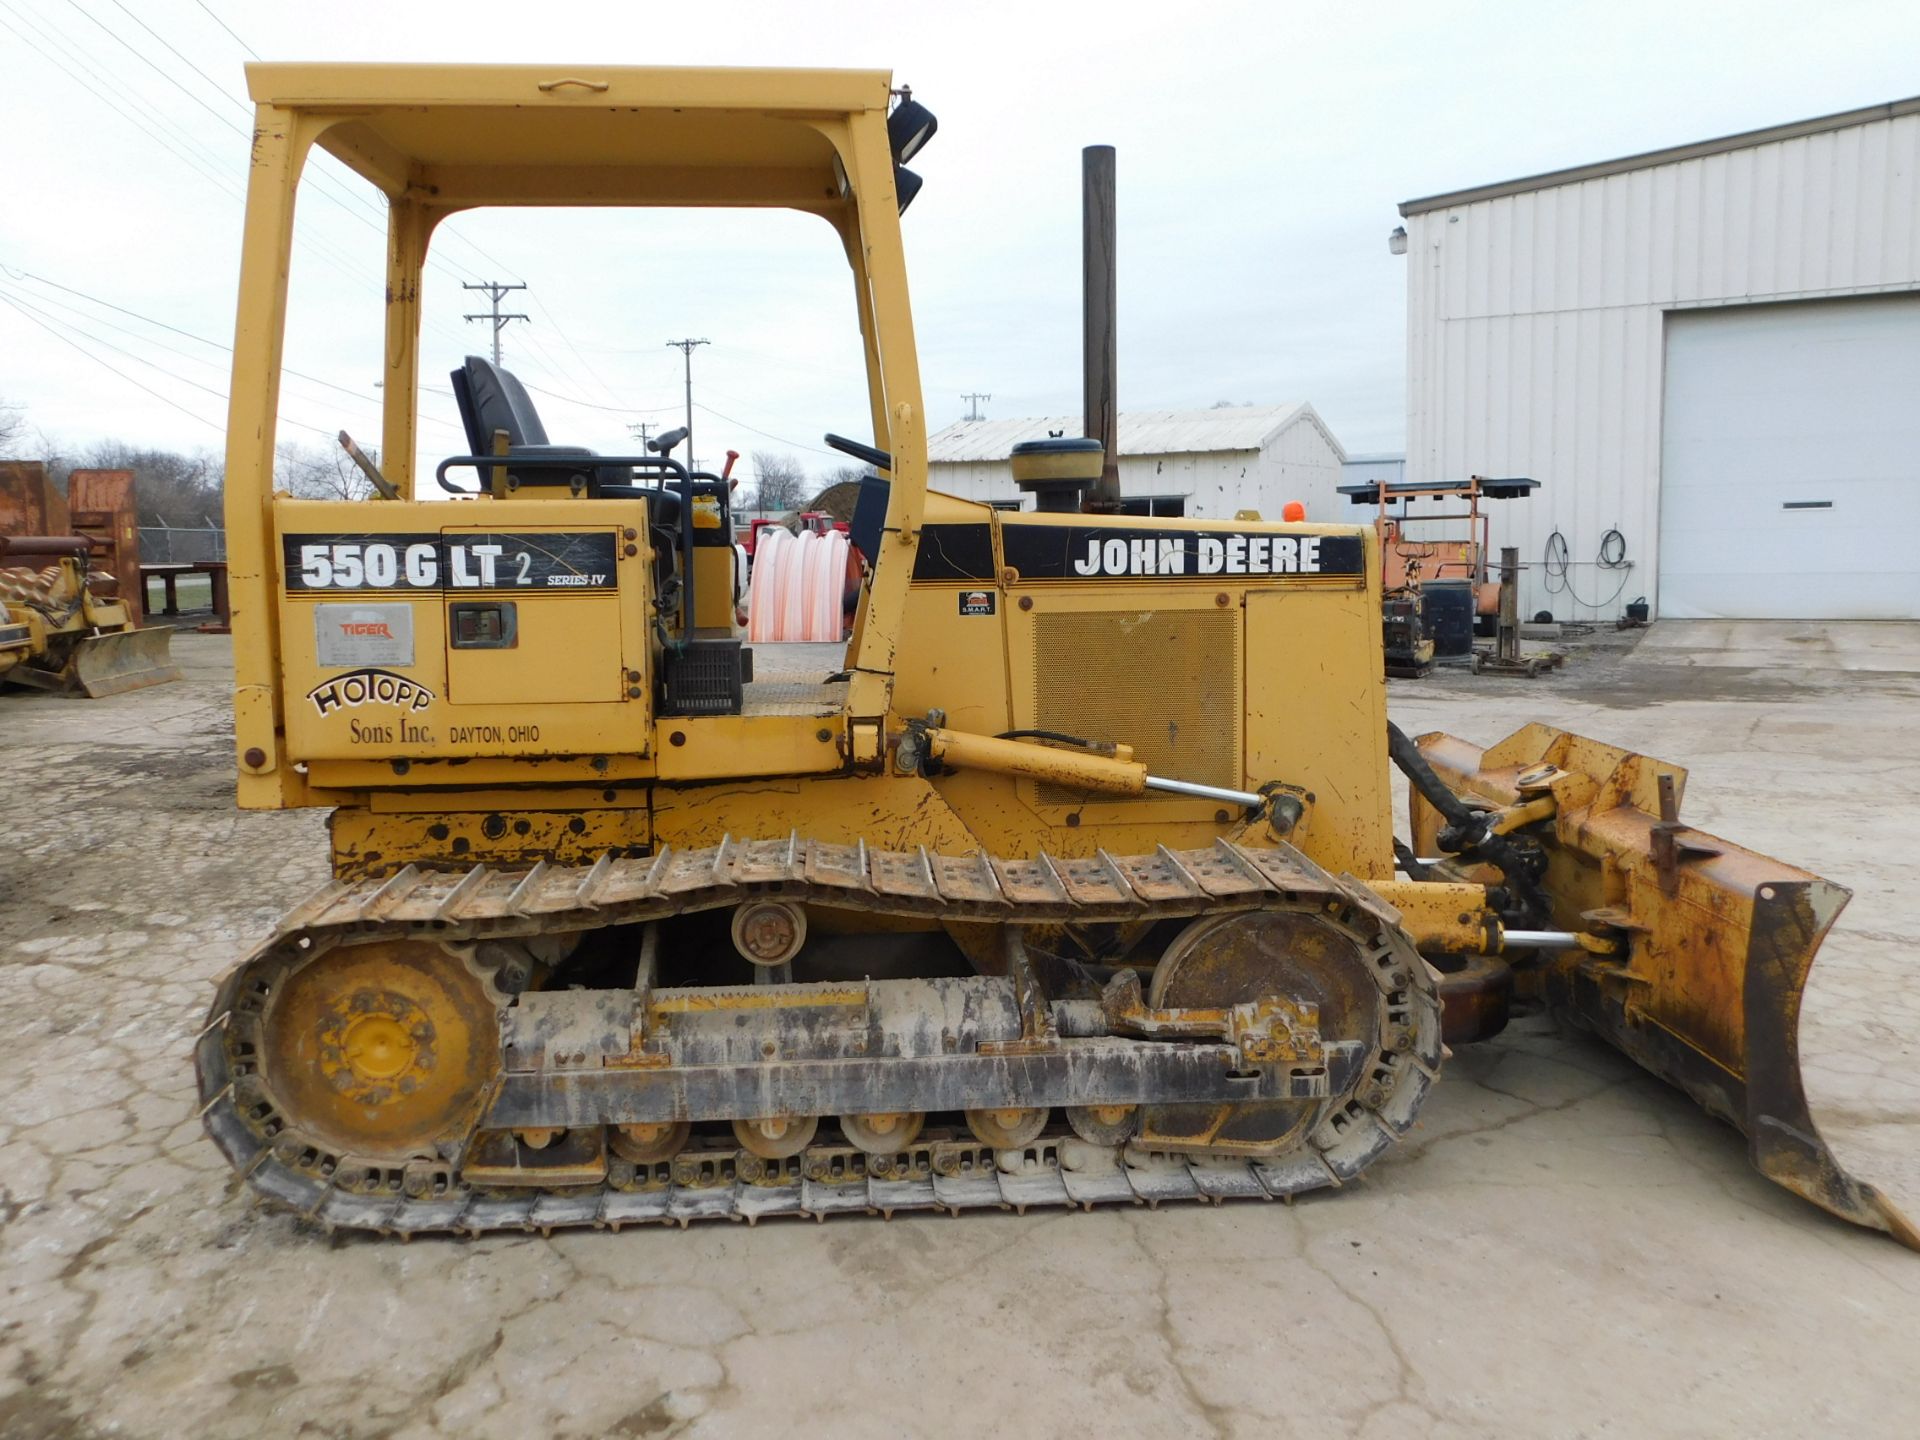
top-left (0, 290), bottom-right (224, 435)
top-left (96, 0), bottom-right (426, 252)
top-left (105, 0), bottom-right (249, 120)
top-left (518, 380), bottom-right (679, 416)
top-left (0, 264), bottom-right (462, 432)
top-left (2, 287), bottom-right (234, 404)
top-left (693, 401), bottom-right (839, 459)
top-left (191, 0), bottom-right (257, 58)
top-left (188, 0), bottom-right (515, 291)
top-left (60, 0), bottom-right (488, 284)
top-left (0, 3), bottom-right (243, 201)
top-left (3, 2), bottom-right (396, 295)
top-left (0, 287), bottom-right (356, 444)
top-left (526, 290), bottom-right (624, 405)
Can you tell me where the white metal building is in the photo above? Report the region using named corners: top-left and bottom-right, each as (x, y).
top-left (1400, 96), bottom-right (1920, 620)
top-left (926, 405), bottom-right (1346, 520)
top-left (1341, 453), bottom-right (1407, 489)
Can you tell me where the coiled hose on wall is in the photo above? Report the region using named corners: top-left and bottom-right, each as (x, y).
top-left (1542, 527), bottom-right (1633, 613)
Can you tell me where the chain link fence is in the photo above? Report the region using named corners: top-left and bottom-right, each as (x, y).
top-left (139, 522), bottom-right (226, 564)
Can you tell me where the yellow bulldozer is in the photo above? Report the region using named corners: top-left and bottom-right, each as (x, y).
top-left (194, 63), bottom-right (1911, 1247)
top-left (0, 535), bottom-right (180, 697)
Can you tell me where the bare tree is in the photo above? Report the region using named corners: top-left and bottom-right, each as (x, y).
top-left (276, 439), bottom-right (377, 502)
top-left (0, 396), bottom-right (24, 456)
top-left (747, 451), bottom-right (808, 514)
top-left (70, 439), bottom-right (224, 526)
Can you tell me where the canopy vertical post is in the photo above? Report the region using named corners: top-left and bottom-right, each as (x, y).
top-left (842, 109), bottom-right (928, 724)
top-left (224, 105), bottom-right (314, 806)
top-left (382, 197), bottom-right (433, 500)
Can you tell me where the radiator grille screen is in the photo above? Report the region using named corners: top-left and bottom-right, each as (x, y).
top-left (1031, 609), bottom-right (1241, 806)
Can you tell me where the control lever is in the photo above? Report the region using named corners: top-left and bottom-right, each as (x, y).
top-left (337, 431), bottom-right (399, 500)
top-left (823, 433), bottom-right (893, 471)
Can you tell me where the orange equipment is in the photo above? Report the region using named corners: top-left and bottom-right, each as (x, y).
top-left (1337, 475), bottom-right (1538, 620)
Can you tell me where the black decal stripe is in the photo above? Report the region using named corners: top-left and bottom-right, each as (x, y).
top-left (1001, 524), bottom-right (1365, 581)
top-left (282, 532), bottom-right (620, 593)
top-left (910, 523), bottom-right (997, 582)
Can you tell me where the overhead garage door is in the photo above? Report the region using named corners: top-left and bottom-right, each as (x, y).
top-left (1658, 295), bottom-right (1920, 619)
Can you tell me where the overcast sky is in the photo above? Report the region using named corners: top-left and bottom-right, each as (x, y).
top-left (3, 0), bottom-right (1917, 494)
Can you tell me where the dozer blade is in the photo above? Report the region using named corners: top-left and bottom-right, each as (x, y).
top-left (1411, 722), bottom-right (1917, 1250)
top-left (63, 625), bottom-right (181, 697)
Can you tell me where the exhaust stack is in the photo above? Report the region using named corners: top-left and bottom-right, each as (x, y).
top-left (1082, 144), bottom-right (1120, 512)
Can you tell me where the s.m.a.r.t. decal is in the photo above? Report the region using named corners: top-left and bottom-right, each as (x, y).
top-left (282, 533), bottom-right (618, 593)
top-left (305, 668), bottom-right (434, 717)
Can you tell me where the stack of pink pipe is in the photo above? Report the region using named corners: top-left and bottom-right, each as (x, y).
top-left (746, 526), bottom-right (852, 643)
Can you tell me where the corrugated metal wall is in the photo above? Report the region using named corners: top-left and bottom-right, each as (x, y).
top-left (928, 420), bottom-right (1345, 520)
top-left (1404, 109), bottom-right (1920, 619)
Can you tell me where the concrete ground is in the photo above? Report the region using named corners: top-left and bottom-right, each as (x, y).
top-left (2, 623), bottom-right (1917, 1440)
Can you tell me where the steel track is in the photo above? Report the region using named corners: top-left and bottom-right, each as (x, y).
top-left (197, 836), bottom-right (1443, 1236)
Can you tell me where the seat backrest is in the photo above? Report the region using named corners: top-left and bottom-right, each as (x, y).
top-left (451, 355), bottom-right (550, 455)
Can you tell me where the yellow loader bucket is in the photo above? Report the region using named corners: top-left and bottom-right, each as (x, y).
top-left (61, 625), bottom-right (182, 697)
top-left (1411, 723), bottom-right (1917, 1249)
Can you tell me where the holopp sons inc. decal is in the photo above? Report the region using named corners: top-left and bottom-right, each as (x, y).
top-left (306, 668), bottom-right (435, 718)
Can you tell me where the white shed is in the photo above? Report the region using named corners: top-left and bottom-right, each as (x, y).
top-left (1399, 96), bottom-right (1920, 621)
top-left (926, 405), bottom-right (1347, 520)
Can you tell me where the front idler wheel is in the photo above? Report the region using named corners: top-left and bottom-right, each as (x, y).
top-left (258, 938), bottom-right (500, 1161)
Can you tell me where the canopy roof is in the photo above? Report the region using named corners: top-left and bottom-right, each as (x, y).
top-left (245, 63), bottom-right (893, 210)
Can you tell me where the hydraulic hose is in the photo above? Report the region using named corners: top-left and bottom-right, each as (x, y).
top-left (1386, 721), bottom-right (1548, 922)
top-left (1392, 838), bottom-right (1434, 881)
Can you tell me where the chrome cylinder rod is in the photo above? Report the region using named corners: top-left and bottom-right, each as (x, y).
top-left (1143, 775), bottom-right (1266, 809)
top-left (1500, 930), bottom-right (1588, 950)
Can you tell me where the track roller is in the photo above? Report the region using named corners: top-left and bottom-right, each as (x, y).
top-left (609, 1120), bottom-right (691, 1164)
top-left (733, 1114), bottom-right (820, 1159)
top-left (1066, 1104), bottom-right (1140, 1146)
top-left (839, 1112), bottom-right (926, 1154)
top-left (966, 1106), bottom-right (1049, 1149)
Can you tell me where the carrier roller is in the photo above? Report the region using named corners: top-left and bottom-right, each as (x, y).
top-left (196, 837), bottom-right (1444, 1235)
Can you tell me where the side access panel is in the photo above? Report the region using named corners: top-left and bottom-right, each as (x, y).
top-left (274, 498), bottom-right (652, 765)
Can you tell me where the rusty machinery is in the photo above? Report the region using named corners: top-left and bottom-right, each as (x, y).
top-left (0, 535), bottom-right (181, 696)
top-left (0, 464), bottom-right (179, 697)
top-left (190, 64), bottom-right (1910, 1248)
top-left (1339, 474), bottom-right (1540, 666)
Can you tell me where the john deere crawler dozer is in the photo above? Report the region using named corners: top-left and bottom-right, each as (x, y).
top-left (196, 63), bottom-right (1912, 1247)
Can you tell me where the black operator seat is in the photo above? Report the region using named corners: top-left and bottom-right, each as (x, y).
top-left (447, 356), bottom-right (731, 535)
top-left (450, 355), bottom-right (632, 493)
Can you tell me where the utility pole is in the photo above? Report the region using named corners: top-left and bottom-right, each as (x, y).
top-left (463, 281), bottom-right (529, 365)
top-left (962, 391), bottom-right (992, 421)
top-left (627, 421), bottom-right (656, 449)
top-left (665, 337), bottom-right (709, 471)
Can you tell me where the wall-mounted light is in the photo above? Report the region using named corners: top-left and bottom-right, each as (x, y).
top-left (1388, 225), bottom-right (1408, 256)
